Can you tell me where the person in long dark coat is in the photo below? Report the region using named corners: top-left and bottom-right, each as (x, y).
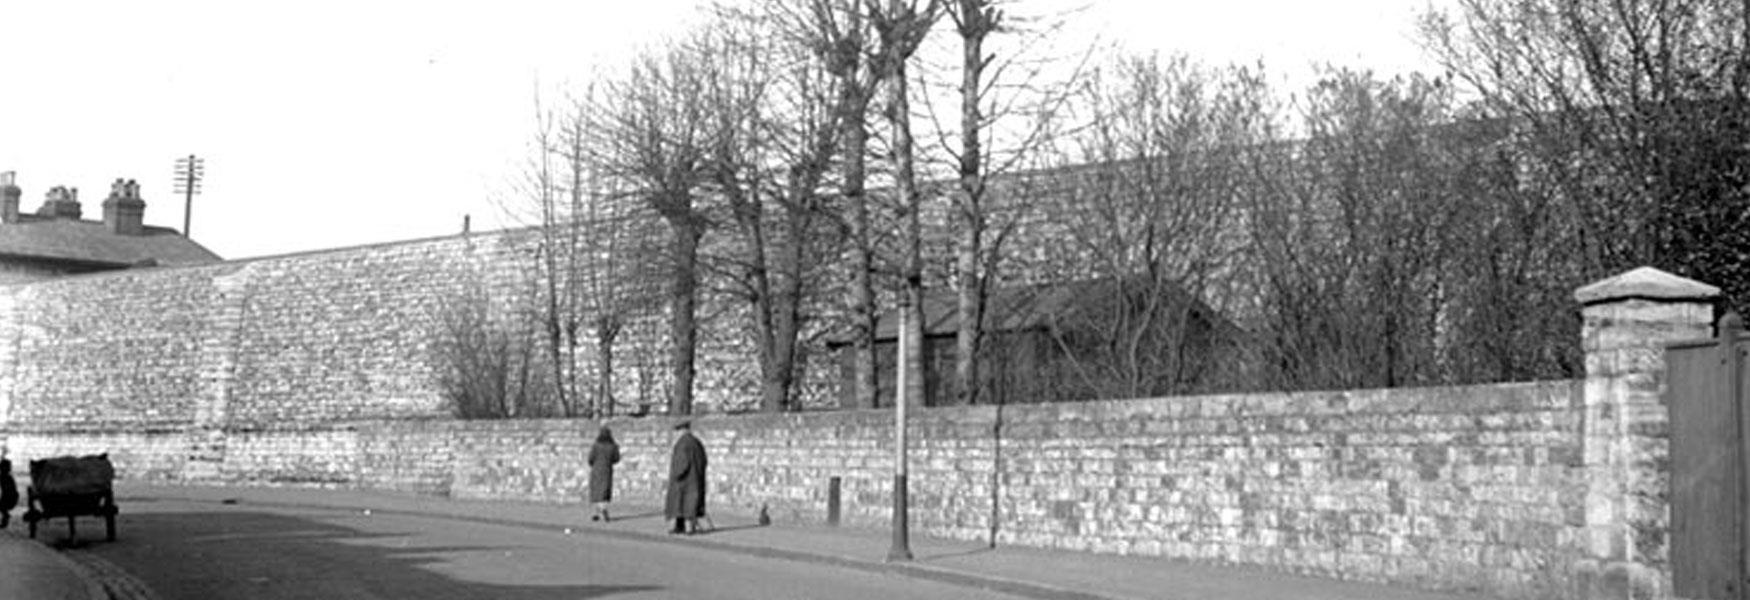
top-left (586, 426), bottom-right (620, 522)
top-left (0, 459), bottom-right (16, 529)
top-left (664, 421), bottom-right (708, 535)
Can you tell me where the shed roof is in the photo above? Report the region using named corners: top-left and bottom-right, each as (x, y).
top-left (839, 276), bottom-right (1222, 344)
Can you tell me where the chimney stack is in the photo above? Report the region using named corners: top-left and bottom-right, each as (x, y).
top-left (0, 172), bottom-right (19, 224)
top-left (102, 178), bottom-right (146, 236)
top-left (37, 186), bottom-right (81, 219)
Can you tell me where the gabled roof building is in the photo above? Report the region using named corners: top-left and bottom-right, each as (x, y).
top-left (0, 172), bottom-right (221, 283)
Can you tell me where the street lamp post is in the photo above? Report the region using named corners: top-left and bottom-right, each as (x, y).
top-left (887, 297), bottom-right (913, 562)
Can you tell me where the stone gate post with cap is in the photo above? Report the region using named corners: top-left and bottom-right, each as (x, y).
top-left (1573, 267), bottom-right (1720, 598)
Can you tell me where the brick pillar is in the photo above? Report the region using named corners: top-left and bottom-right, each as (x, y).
top-left (1573, 266), bottom-right (1720, 599)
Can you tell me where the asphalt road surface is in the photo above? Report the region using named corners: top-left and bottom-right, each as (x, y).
top-left (49, 495), bottom-right (1032, 600)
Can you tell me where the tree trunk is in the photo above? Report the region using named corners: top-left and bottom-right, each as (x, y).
top-left (772, 197), bottom-right (815, 411)
top-left (954, 224), bottom-right (981, 405)
top-left (892, 58), bottom-right (927, 409)
top-left (543, 217), bottom-right (569, 417)
top-left (668, 215), bottom-right (703, 416)
top-left (953, 0), bottom-right (990, 406)
top-left (769, 301), bottom-right (799, 410)
top-left (845, 100), bottom-right (879, 409)
top-left (749, 221), bottom-right (781, 413)
top-left (596, 316), bottom-right (618, 417)
top-left (763, 179), bottom-right (816, 413)
top-left (563, 136), bottom-right (587, 418)
top-left (563, 329), bottom-right (579, 416)
top-left (546, 314), bottom-right (569, 416)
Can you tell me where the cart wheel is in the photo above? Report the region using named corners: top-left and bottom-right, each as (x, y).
top-left (27, 519), bottom-right (35, 539)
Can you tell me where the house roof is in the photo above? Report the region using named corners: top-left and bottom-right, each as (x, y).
top-left (868, 281), bottom-right (1081, 340)
top-left (0, 217), bottom-right (221, 267)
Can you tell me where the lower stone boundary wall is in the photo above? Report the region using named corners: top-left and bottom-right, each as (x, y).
top-left (1, 380), bottom-right (1585, 600)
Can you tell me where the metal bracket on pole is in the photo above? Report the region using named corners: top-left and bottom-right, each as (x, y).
top-left (173, 154), bottom-right (205, 238)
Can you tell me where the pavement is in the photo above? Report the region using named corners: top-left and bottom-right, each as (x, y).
top-left (0, 521), bottom-right (108, 600)
top-left (3, 484), bottom-right (1505, 600)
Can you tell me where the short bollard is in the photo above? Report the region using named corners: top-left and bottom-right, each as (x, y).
top-left (827, 476), bottom-right (841, 527)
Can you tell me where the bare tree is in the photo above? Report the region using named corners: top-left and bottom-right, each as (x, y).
top-left (1422, 0), bottom-right (1750, 313)
top-left (553, 91), bottom-right (667, 417)
top-left (589, 38), bottom-right (720, 416)
top-left (870, 0), bottom-right (944, 407)
top-left (491, 91), bottom-right (583, 417)
top-left (502, 86), bottom-right (667, 418)
top-left (691, 10), bottom-right (852, 412)
top-left (920, 0), bottom-right (1088, 406)
top-left (947, 0), bottom-right (997, 407)
top-left (529, 94), bottom-right (582, 417)
top-left (1036, 55), bottom-right (1270, 399)
top-left (805, 0), bottom-right (885, 410)
top-left (430, 247), bottom-right (552, 419)
top-left (1240, 69), bottom-right (1507, 391)
top-left (1433, 114), bottom-right (1584, 382)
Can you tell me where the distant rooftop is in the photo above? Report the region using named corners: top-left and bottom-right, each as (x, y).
top-left (0, 171), bottom-right (222, 268)
top-left (0, 217), bottom-right (220, 267)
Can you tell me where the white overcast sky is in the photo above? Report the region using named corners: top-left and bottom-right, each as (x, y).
top-left (0, 1), bottom-right (1447, 260)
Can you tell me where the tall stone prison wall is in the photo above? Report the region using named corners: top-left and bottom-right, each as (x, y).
top-left (0, 227), bottom-right (1714, 600)
top-left (0, 229), bottom-right (816, 436)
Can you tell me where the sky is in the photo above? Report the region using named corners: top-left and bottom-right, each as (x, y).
top-left (0, 0), bottom-right (1448, 260)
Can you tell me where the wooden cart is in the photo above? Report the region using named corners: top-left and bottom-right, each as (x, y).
top-left (23, 453), bottom-right (117, 542)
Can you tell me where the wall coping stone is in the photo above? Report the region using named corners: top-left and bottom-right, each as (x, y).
top-left (1573, 266), bottom-right (1720, 306)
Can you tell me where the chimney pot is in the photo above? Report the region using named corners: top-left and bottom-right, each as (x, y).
top-left (102, 177), bottom-right (146, 235)
top-left (37, 186), bottom-right (82, 219)
top-left (0, 172), bottom-right (18, 224)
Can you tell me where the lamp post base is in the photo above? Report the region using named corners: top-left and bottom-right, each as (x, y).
top-left (886, 474), bottom-right (913, 562)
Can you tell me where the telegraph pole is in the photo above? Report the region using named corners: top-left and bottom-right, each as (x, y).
top-left (173, 155), bottom-right (205, 238)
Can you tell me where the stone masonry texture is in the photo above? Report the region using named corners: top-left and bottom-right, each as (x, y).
top-left (12, 383), bottom-right (1589, 599)
top-left (0, 234), bottom-right (1711, 600)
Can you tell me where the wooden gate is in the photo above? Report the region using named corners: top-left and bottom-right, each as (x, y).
top-left (1669, 312), bottom-right (1747, 599)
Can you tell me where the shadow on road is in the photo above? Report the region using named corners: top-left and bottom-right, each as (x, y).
top-left (77, 508), bottom-right (663, 600)
top-left (603, 509), bottom-right (666, 522)
top-left (918, 545), bottom-right (995, 562)
top-left (693, 522), bottom-right (765, 535)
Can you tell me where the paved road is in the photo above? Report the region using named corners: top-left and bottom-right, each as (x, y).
top-left (52, 495), bottom-right (1032, 600)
